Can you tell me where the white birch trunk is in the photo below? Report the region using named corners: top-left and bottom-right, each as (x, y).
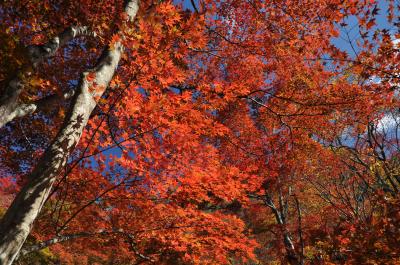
top-left (0, 1), bottom-right (139, 264)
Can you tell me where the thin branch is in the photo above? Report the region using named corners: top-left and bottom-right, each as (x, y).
top-left (19, 229), bottom-right (155, 263)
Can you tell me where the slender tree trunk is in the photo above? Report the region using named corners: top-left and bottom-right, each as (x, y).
top-left (294, 196), bottom-right (305, 265)
top-left (265, 195), bottom-right (300, 265)
top-left (0, 1), bottom-right (139, 264)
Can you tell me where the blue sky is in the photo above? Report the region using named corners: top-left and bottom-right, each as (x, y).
top-left (332, 0), bottom-right (398, 55)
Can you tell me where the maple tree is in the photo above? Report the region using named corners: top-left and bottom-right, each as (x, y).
top-left (1, 0), bottom-right (400, 264)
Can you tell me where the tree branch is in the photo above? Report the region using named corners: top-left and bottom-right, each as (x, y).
top-left (1, 90), bottom-right (75, 125)
top-left (19, 229), bottom-right (155, 263)
top-left (0, 26), bottom-right (96, 128)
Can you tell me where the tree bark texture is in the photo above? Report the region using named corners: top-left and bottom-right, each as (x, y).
top-left (0, 1), bottom-right (139, 264)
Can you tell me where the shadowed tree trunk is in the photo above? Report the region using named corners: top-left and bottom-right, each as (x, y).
top-left (0, 1), bottom-right (139, 264)
top-left (264, 194), bottom-right (301, 265)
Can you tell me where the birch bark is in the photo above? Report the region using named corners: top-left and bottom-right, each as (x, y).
top-left (0, 26), bottom-right (95, 128)
top-left (0, 1), bottom-right (139, 264)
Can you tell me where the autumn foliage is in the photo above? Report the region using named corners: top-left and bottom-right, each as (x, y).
top-left (1, 0), bottom-right (400, 264)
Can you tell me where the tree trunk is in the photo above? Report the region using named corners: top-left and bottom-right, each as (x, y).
top-left (265, 195), bottom-right (300, 265)
top-left (0, 26), bottom-right (96, 128)
top-left (0, 1), bottom-right (139, 264)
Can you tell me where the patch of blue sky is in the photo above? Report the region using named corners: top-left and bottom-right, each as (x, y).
top-left (331, 1), bottom-right (398, 54)
top-left (323, 2), bottom-right (400, 150)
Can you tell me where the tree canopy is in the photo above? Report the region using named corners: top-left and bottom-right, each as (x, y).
top-left (1, 0), bottom-right (400, 264)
